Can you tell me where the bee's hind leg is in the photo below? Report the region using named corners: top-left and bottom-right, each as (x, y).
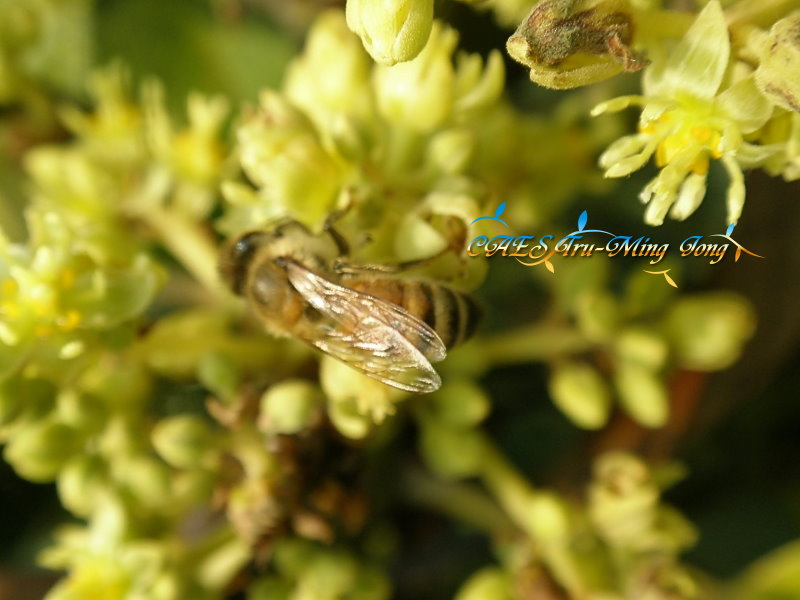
top-left (333, 246), bottom-right (453, 275)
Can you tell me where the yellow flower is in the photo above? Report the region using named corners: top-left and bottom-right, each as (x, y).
top-left (592, 1), bottom-right (772, 225)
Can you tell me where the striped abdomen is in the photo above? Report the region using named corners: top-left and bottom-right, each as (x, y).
top-left (348, 277), bottom-right (481, 348)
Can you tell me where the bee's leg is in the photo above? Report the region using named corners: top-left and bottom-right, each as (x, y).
top-left (323, 211), bottom-right (352, 258)
top-left (333, 246), bottom-right (453, 275)
top-left (323, 191), bottom-right (360, 256)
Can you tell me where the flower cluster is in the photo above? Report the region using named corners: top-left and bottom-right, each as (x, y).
top-left (0, 2), bottom-right (792, 600)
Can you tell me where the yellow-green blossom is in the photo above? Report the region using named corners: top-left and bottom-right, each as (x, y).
top-left (0, 210), bottom-right (161, 378)
top-left (60, 64), bottom-right (146, 167)
top-left (143, 82), bottom-right (231, 219)
top-left (592, 1), bottom-right (773, 225)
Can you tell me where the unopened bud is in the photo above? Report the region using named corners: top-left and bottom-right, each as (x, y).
top-left (57, 454), bottom-right (108, 515)
top-left (665, 293), bottom-right (755, 371)
top-left (507, 0), bottom-right (646, 89)
top-left (615, 327), bottom-right (668, 372)
top-left (346, 0), bottom-right (434, 65)
top-left (455, 567), bottom-right (515, 600)
top-left (549, 362), bottom-right (612, 429)
top-left (4, 419), bottom-right (82, 482)
top-left (152, 415), bottom-right (218, 469)
top-left (198, 351), bottom-right (239, 401)
top-left (418, 418), bottom-right (485, 479)
top-left (755, 11), bottom-right (800, 112)
top-left (429, 380), bottom-right (490, 427)
top-left (613, 363), bottom-right (668, 428)
top-left (259, 379), bottom-right (322, 435)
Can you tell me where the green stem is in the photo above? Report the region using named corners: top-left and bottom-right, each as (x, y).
top-left (476, 435), bottom-right (588, 596)
top-left (399, 465), bottom-right (518, 535)
top-left (479, 323), bottom-right (592, 366)
top-left (477, 436), bottom-right (538, 529)
top-left (136, 205), bottom-right (226, 301)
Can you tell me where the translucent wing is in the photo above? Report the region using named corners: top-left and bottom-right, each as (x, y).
top-left (285, 261), bottom-right (446, 393)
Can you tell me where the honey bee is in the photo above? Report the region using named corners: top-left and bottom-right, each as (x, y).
top-left (220, 220), bottom-right (481, 393)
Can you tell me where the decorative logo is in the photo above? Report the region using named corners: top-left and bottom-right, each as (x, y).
top-left (467, 209), bottom-right (763, 287)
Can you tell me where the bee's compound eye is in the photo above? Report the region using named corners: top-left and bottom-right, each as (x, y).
top-left (231, 232), bottom-right (261, 263)
top-left (221, 231), bottom-right (264, 294)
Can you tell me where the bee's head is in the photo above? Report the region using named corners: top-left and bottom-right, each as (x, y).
top-left (220, 231), bottom-right (269, 295)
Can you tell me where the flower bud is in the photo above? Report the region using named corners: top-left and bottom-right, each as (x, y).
top-left (454, 51), bottom-right (506, 116)
top-left (152, 415), bottom-right (218, 470)
top-left (320, 356), bottom-right (399, 439)
top-left (506, 0), bottom-right (646, 89)
top-left (548, 362), bottom-right (611, 430)
top-left (327, 395), bottom-right (373, 440)
top-left (589, 452), bottom-right (659, 547)
top-left (755, 11), bottom-right (800, 113)
top-left (4, 419), bottom-right (82, 482)
top-left (429, 380), bottom-right (490, 427)
top-left (614, 327), bottom-right (668, 372)
top-left (259, 379), bottom-right (322, 435)
top-left (298, 550), bottom-right (358, 598)
top-left (98, 416), bottom-right (144, 458)
top-left (56, 389), bottom-right (106, 434)
top-left (418, 418), bottom-right (486, 479)
top-left (346, 0), bottom-right (434, 65)
top-left (197, 350), bottom-right (239, 401)
top-left (665, 293), bottom-right (755, 371)
top-left (522, 491), bottom-right (572, 543)
top-left (113, 455), bottom-right (172, 510)
top-left (57, 454), bottom-right (108, 516)
top-left (613, 363), bottom-right (669, 428)
top-left (198, 537), bottom-right (251, 591)
top-left (373, 22), bottom-right (458, 132)
top-left (455, 567), bottom-right (515, 600)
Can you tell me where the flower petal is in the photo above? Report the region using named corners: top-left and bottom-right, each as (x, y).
top-left (716, 75), bottom-right (773, 134)
top-left (651, 1), bottom-right (729, 100)
top-left (670, 173), bottom-right (707, 221)
top-left (722, 154), bottom-right (745, 224)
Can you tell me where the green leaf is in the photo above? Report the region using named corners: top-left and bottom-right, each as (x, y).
top-left (97, 0), bottom-right (295, 112)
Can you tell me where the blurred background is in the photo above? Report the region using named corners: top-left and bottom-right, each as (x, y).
top-left (1, 1), bottom-right (799, 598)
